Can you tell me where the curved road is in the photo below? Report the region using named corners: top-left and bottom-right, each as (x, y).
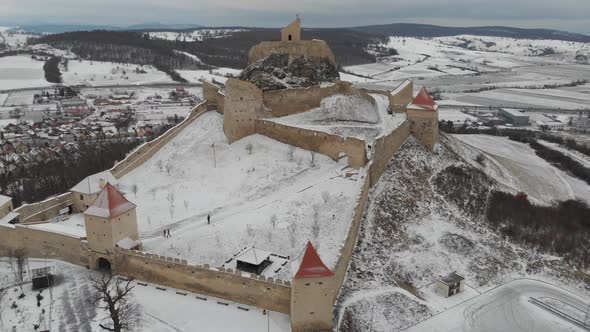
top-left (407, 279), bottom-right (589, 332)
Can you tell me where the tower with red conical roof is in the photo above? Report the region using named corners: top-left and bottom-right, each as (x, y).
top-left (84, 182), bottom-right (139, 261)
top-left (291, 241), bottom-right (337, 331)
top-left (407, 86), bottom-right (439, 150)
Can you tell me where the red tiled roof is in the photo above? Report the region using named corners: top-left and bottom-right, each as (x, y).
top-left (85, 182), bottom-right (136, 219)
top-left (294, 241), bottom-right (334, 279)
top-left (410, 87), bottom-right (436, 111)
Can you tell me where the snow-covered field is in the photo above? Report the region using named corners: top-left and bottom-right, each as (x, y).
top-left (347, 35), bottom-right (590, 110)
top-left (269, 94), bottom-right (405, 140)
top-left (119, 111), bottom-right (360, 276)
top-left (61, 60), bottom-right (175, 86)
top-left (438, 109), bottom-right (478, 123)
top-left (147, 29), bottom-right (245, 42)
top-left (177, 68), bottom-right (240, 84)
top-left (0, 55), bottom-right (52, 90)
top-left (453, 134), bottom-right (590, 204)
top-left (0, 28), bottom-right (37, 48)
top-left (0, 258), bottom-right (290, 332)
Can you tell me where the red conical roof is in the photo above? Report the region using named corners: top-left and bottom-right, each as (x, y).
top-left (411, 87), bottom-right (436, 111)
top-left (295, 241), bottom-right (334, 279)
top-left (84, 182), bottom-right (136, 219)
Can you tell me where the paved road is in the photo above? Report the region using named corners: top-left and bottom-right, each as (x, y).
top-left (406, 279), bottom-right (589, 332)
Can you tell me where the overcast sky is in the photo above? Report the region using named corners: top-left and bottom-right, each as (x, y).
top-left (1, 0), bottom-right (589, 34)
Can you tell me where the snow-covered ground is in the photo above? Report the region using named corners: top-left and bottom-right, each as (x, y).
top-left (0, 55), bottom-right (52, 90)
top-left (61, 60), bottom-right (175, 86)
top-left (0, 258), bottom-right (290, 332)
top-left (119, 111), bottom-right (360, 276)
top-left (438, 109), bottom-right (478, 123)
top-left (407, 279), bottom-right (589, 332)
top-left (0, 28), bottom-right (38, 48)
top-left (269, 94), bottom-right (406, 141)
top-left (453, 134), bottom-right (590, 204)
top-left (177, 68), bottom-right (240, 84)
top-left (147, 29), bottom-right (245, 42)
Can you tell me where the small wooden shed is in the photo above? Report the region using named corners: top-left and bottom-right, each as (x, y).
top-left (435, 272), bottom-right (465, 298)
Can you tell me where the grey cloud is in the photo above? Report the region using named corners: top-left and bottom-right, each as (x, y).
top-left (1, 0), bottom-right (589, 33)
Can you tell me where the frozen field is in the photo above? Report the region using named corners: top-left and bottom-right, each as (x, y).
top-left (61, 60), bottom-right (175, 86)
top-left (147, 29), bottom-right (244, 42)
top-left (0, 55), bottom-right (52, 90)
top-left (453, 135), bottom-right (590, 204)
top-left (119, 111), bottom-right (359, 276)
top-left (177, 68), bottom-right (241, 84)
top-left (438, 109), bottom-right (478, 123)
top-left (0, 258), bottom-right (290, 332)
top-left (408, 279), bottom-right (589, 332)
top-left (444, 86), bottom-right (590, 109)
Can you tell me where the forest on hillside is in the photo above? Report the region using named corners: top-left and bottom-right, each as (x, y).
top-left (29, 28), bottom-right (391, 70)
top-left (30, 31), bottom-right (207, 82)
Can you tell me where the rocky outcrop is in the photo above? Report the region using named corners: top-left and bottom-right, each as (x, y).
top-left (239, 53), bottom-right (340, 91)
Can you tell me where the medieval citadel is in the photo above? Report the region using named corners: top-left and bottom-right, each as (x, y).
top-left (0, 17), bottom-right (438, 331)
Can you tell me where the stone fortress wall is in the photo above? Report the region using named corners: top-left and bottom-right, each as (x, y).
top-left (116, 249), bottom-right (292, 313)
top-left (0, 223), bottom-right (86, 266)
top-left (0, 17), bottom-right (439, 332)
top-left (255, 120), bottom-right (368, 168)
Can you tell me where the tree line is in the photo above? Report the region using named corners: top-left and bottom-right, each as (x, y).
top-left (1, 139), bottom-right (141, 207)
top-left (486, 191), bottom-right (590, 267)
top-left (30, 31), bottom-right (206, 82)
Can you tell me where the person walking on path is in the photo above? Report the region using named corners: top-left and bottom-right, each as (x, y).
top-left (207, 213), bottom-right (211, 225)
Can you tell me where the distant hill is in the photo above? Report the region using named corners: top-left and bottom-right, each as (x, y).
top-left (351, 23), bottom-right (590, 43)
top-left (13, 23), bottom-right (204, 34)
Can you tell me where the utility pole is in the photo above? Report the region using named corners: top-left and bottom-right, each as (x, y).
top-left (211, 142), bottom-right (216, 168)
top-left (369, 304), bottom-right (374, 332)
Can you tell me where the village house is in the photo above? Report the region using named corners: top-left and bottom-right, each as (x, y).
top-left (435, 272), bottom-right (465, 298)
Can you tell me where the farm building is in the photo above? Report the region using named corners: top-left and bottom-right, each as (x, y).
top-left (498, 108), bottom-right (529, 126)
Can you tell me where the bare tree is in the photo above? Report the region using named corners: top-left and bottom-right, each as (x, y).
top-left (321, 191), bottom-right (330, 203)
top-left (311, 205), bottom-right (320, 241)
top-left (90, 273), bottom-right (141, 332)
top-left (131, 184), bottom-right (138, 197)
top-left (165, 161), bottom-right (173, 175)
top-left (0, 288), bottom-right (5, 328)
top-left (245, 143), bottom-right (253, 155)
top-left (166, 191), bottom-right (175, 219)
top-left (287, 146), bottom-right (295, 162)
top-left (288, 222), bottom-right (297, 248)
top-left (166, 191), bottom-right (175, 206)
top-left (10, 249), bottom-right (28, 293)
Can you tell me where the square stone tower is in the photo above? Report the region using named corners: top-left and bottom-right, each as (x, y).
top-left (281, 16), bottom-right (301, 42)
top-left (290, 241), bottom-right (337, 331)
top-left (84, 182), bottom-right (139, 256)
top-left (407, 87), bottom-right (439, 151)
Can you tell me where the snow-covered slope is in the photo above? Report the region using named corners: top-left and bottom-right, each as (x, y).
top-left (336, 134), bottom-right (590, 331)
top-left (119, 111), bottom-right (360, 276)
